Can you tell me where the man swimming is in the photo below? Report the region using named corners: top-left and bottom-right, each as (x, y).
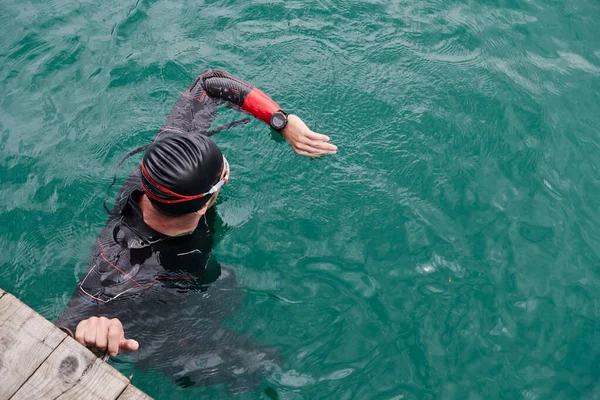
top-left (55, 69), bottom-right (337, 391)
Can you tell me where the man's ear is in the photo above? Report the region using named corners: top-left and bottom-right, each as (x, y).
top-left (195, 202), bottom-right (209, 216)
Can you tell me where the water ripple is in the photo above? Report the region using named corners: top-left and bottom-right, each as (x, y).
top-left (2, 0), bottom-right (600, 398)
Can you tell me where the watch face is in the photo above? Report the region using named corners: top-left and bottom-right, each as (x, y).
top-left (272, 112), bottom-right (286, 130)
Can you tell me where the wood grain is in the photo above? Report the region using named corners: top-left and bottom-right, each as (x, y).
top-left (117, 384), bottom-right (153, 400)
top-left (0, 293), bottom-right (66, 399)
top-left (12, 338), bottom-right (129, 400)
top-left (0, 288), bottom-right (152, 400)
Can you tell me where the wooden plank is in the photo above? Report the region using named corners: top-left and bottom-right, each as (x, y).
top-left (0, 293), bottom-right (28, 325)
top-left (117, 384), bottom-right (153, 400)
top-left (12, 337), bottom-right (129, 400)
top-left (0, 294), bottom-right (66, 399)
top-left (0, 288), bottom-right (151, 400)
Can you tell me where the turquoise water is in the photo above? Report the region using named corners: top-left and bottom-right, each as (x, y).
top-left (1, 0), bottom-right (600, 398)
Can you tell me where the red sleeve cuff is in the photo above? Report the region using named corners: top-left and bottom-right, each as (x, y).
top-left (241, 88), bottom-right (281, 125)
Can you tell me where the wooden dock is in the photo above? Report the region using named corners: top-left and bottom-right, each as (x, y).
top-left (0, 287), bottom-right (152, 400)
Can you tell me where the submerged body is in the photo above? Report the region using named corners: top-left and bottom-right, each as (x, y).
top-left (56, 69), bottom-right (336, 392)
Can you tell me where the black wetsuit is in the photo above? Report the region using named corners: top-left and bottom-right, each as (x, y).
top-left (56, 70), bottom-right (283, 394)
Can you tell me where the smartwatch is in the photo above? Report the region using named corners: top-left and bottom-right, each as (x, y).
top-left (270, 110), bottom-right (289, 132)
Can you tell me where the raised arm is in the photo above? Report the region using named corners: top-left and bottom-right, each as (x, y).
top-left (159, 69), bottom-right (337, 157)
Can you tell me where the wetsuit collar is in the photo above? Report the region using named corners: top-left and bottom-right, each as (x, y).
top-left (123, 190), bottom-right (168, 242)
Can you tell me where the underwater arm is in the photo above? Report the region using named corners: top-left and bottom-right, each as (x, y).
top-left (56, 292), bottom-right (138, 357)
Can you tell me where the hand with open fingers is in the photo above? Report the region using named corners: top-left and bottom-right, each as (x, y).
top-left (75, 316), bottom-right (139, 357)
top-left (281, 114), bottom-right (337, 158)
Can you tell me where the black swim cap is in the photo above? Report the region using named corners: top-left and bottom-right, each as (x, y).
top-left (141, 135), bottom-right (224, 215)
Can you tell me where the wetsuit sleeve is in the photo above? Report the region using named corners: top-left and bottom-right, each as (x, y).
top-left (157, 69), bottom-right (283, 139)
top-left (54, 292), bottom-right (110, 334)
top-left (55, 289), bottom-right (129, 335)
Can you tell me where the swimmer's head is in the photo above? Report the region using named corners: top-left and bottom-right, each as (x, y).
top-left (140, 135), bottom-right (226, 215)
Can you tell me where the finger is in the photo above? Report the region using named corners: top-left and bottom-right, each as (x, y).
top-left (295, 144), bottom-right (328, 157)
top-left (309, 149), bottom-right (334, 157)
top-left (95, 317), bottom-right (110, 351)
top-left (298, 133), bottom-right (337, 149)
top-left (305, 131), bottom-right (331, 141)
top-left (300, 142), bottom-right (337, 156)
top-left (291, 142), bottom-right (324, 158)
top-left (84, 317), bottom-right (98, 346)
top-left (294, 143), bottom-right (323, 157)
top-left (75, 320), bottom-right (87, 346)
top-left (119, 339), bottom-right (139, 353)
top-left (303, 139), bottom-right (337, 152)
top-left (295, 149), bottom-right (319, 158)
top-left (107, 321), bottom-right (123, 357)
top-left (293, 142), bottom-right (311, 152)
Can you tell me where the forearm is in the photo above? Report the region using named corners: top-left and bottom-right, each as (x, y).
top-left (55, 292), bottom-right (93, 335)
top-left (199, 69), bottom-right (283, 125)
top-left (55, 289), bottom-right (124, 336)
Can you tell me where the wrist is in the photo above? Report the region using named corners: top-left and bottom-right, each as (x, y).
top-left (269, 110), bottom-right (289, 132)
